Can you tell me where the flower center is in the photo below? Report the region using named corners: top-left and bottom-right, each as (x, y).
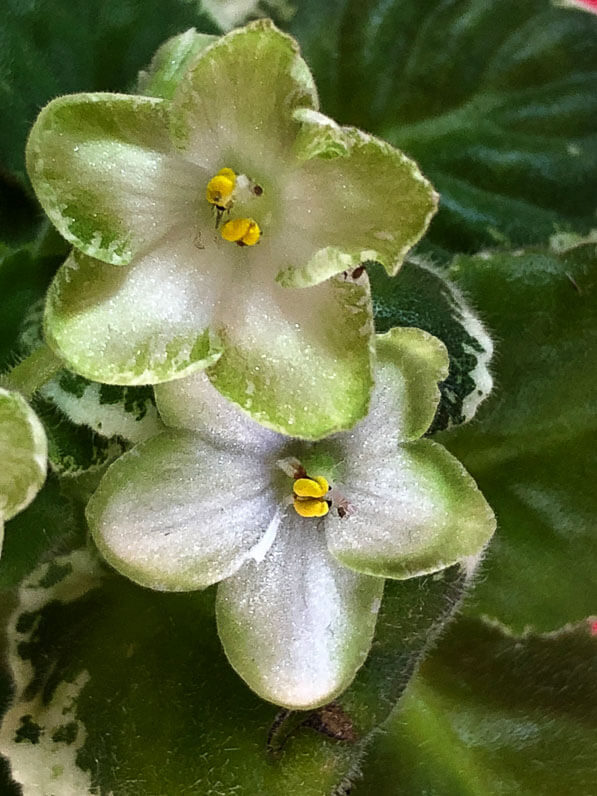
top-left (205, 167), bottom-right (263, 247)
top-left (220, 217), bottom-right (261, 247)
top-left (293, 475), bottom-right (331, 518)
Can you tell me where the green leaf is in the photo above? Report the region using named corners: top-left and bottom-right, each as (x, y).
top-left (0, 246), bottom-right (61, 373)
top-left (0, 548), bottom-right (469, 794)
top-left (12, 306), bottom-right (161, 477)
top-left (0, 174), bottom-right (44, 246)
top-left (334, 566), bottom-right (468, 735)
top-left (288, 0), bottom-right (597, 252)
top-left (355, 617), bottom-right (597, 795)
top-left (35, 372), bottom-right (161, 476)
top-left (370, 259), bottom-right (494, 432)
top-left (0, 477), bottom-right (86, 590)
top-left (1, 0), bottom-right (218, 182)
top-left (441, 239), bottom-right (597, 632)
top-left (0, 550), bottom-right (361, 794)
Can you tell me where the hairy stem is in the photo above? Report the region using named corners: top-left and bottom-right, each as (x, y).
top-left (1, 345), bottom-right (63, 399)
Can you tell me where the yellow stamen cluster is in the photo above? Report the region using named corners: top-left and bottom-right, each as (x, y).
top-left (221, 217), bottom-right (261, 247)
top-left (293, 475), bottom-right (330, 518)
top-left (206, 168), bottom-right (236, 210)
top-left (206, 167), bottom-right (262, 246)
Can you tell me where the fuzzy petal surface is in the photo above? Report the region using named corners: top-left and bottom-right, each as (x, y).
top-left (276, 111), bottom-right (438, 288)
top-left (365, 327), bottom-right (449, 447)
top-left (44, 237), bottom-right (225, 385)
top-left (27, 93), bottom-right (197, 265)
top-left (87, 430), bottom-right (279, 591)
top-left (170, 20), bottom-right (318, 171)
top-left (138, 29), bottom-right (218, 101)
top-left (216, 514), bottom-right (383, 709)
top-left (206, 272), bottom-right (375, 439)
top-left (326, 438), bottom-right (496, 579)
top-left (0, 389), bottom-right (47, 522)
top-left (155, 371), bottom-right (282, 455)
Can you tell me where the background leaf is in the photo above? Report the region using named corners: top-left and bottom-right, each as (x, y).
top-left (440, 240), bottom-right (597, 632)
top-left (1, 0), bottom-right (218, 183)
top-left (355, 617), bottom-right (597, 795)
top-left (370, 259), bottom-right (493, 431)
top-left (289, 0), bottom-right (597, 254)
top-left (0, 547), bottom-right (468, 795)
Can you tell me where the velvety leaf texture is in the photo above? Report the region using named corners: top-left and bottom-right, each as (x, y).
top-left (289, 0), bottom-right (597, 253)
top-left (442, 240), bottom-right (597, 632)
top-left (356, 618), bottom-right (597, 795)
top-left (0, 550), bottom-right (467, 795)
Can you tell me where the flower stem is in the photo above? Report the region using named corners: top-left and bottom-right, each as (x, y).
top-left (1, 345), bottom-right (63, 399)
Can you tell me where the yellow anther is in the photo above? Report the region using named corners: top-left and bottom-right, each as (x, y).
top-left (293, 476), bottom-right (329, 499)
top-left (206, 168), bottom-right (236, 208)
top-left (293, 497), bottom-right (330, 518)
top-left (221, 217), bottom-right (261, 247)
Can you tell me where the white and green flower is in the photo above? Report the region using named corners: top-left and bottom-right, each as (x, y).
top-left (27, 20), bottom-right (437, 439)
top-left (86, 328), bottom-right (495, 709)
top-left (0, 389), bottom-right (47, 554)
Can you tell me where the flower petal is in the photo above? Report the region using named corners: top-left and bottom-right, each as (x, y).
top-left (27, 93), bottom-right (199, 265)
top-left (276, 111), bottom-right (438, 288)
top-left (44, 237), bottom-right (224, 385)
top-left (0, 389), bottom-right (47, 522)
top-left (155, 371), bottom-right (282, 454)
top-left (138, 29), bottom-right (218, 101)
top-left (87, 430), bottom-right (279, 591)
top-left (216, 513), bottom-right (383, 709)
top-left (206, 273), bottom-right (375, 439)
top-left (343, 327), bottom-right (449, 463)
top-left (170, 19), bottom-right (318, 170)
top-left (326, 438), bottom-right (496, 580)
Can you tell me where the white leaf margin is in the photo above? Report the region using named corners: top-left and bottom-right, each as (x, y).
top-left (0, 550), bottom-right (103, 796)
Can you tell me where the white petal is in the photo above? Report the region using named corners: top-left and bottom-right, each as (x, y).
top-left (155, 371), bottom-right (283, 454)
top-left (340, 328), bottom-right (449, 465)
top-left (45, 228), bottom-right (229, 384)
top-left (207, 271), bottom-right (374, 439)
top-left (326, 439), bottom-right (496, 579)
top-left (87, 431), bottom-right (281, 590)
top-left (216, 513), bottom-right (383, 709)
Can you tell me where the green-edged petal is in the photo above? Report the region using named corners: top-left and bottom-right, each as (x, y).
top-left (27, 93), bottom-right (198, 265)
top-left (216, 514), bottom-right (383, 709)
top-left (87, 430), bottom-right (279, 591)
top-left (45, 241), bottom-right (224, 385)
top-left (327, 438), bottom-right (496, 580)
top-left (376, 327), bottom-right (449, 442)
top-left (206, 273), bottom-right (375, 439)
top-left (0, 388), bottom-right (47, 522)
top-left (138, 29), bottom-right (218, 100)
top-left (276, 111), bottom-right (438, 288)
top-left (342, 327), bottom-right (449, 462)
top-left (170, 19), bottom-right (318, 169)
top-left (155, 371), bottom-right (283, 454)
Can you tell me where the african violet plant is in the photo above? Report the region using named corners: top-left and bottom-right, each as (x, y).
top-left (0, 1), bottom-right (596, 794)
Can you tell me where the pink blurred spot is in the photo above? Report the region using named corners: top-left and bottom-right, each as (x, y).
top-left (590, 619), bottom-right (597, 636)
top-left (557, 0), bottom-right (597, 14)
